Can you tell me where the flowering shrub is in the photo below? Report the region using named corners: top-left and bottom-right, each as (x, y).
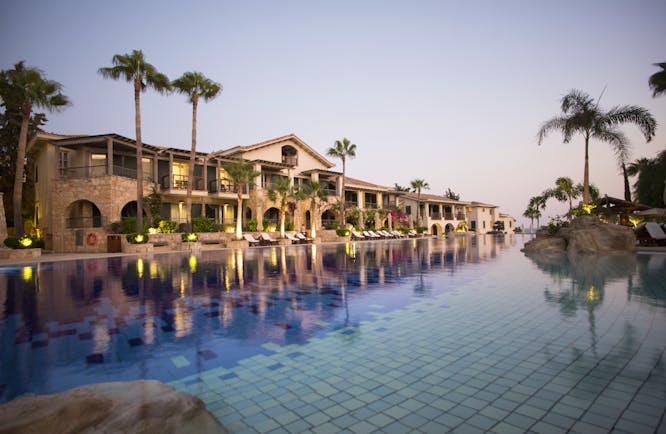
top-left (546, 216), bottom-right (567, 235)
top-left (390, 210), bottom-right (410, 228)
top-left (126, 233), bottom-right (149, 244)
top-left (181, 233), bottom-right (198, 242)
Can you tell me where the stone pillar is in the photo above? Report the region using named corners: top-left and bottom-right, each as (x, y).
top-left (168, 152), bottom-right (174, 188)
top-left (0, 193), bottom-right (7, 241)
top-left (254, 163), bottom-right (262, 190)
top-left (106, 137), bottom-right (114, 176)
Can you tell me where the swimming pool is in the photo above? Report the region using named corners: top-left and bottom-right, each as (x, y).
top-left (1, 236), bottom-right (664, 432)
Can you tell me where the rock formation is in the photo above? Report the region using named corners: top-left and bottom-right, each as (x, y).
top-left (0, 380), bottom-right (227, 434)
top-left (522, 216), bottom-right (636, 254)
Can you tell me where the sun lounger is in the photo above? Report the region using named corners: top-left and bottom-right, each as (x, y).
top-left (350, 230), bottom-right (365, 240)
top-left (637, 222), bottom-right (666, 246)
top-left (244, 234), bottom-right (261, 246)
top-left (391, 230), bottom-right (406, 238)
top-left (296, 233), bottom-right (312, 243)
top-left (285, 233), bottom-right (301, 244)
top-left (368, 230), bottom-right (384, 239)
top-left (260, 232), bottom-right (279, 246)
top-left (408, 230), bottom-right (418, 238)
top-left (363, 230), bottom-right (380, 239)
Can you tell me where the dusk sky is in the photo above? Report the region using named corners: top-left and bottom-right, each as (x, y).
top-left (2, 0), bottom-right (665, 229)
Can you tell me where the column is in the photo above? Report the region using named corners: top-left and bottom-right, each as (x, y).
top-left (106, 137), bottom-right (113, 176)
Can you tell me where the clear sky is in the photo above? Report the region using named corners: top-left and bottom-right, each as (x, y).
top-left (2, 0), bottom-right (665, 229)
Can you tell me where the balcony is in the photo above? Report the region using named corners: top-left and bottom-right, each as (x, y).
top-left (59, 164), bottom-right (152, 182)
top-left (281, 155), bottom-right (298, 166)
top-left (345, 201), bottom-right (359, 208)
top-left (161, 174), bottom-right (205, 191)
top-left (365, 202), bottom-right (378, 209)
top-left (456, 213), bottom-right (465, 220)
top-left (208, 180), bottom-right (249, 194)
top-left (430, 213), bottom-right (442, 220)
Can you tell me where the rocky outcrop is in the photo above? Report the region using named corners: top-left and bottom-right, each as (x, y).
top-left (522, 216), bottom-right (636, 254)
top-left (0, 380), bottom-right (227, 434)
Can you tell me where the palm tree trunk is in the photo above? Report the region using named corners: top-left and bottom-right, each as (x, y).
top-left (236, 193), bottom-right (243, 240)
top-left (416, 190), bottom-right (421, 227)
top-left (340, 157), bottom-right (346, 226)
top-left (13, 107), bottom-right (30, 237)
top-left (583, 134), bottom-right (590, 205)
top-left (280, 209), bottom-right (286, 238)
top-left (186, 95), bottom-right (198, 232)
top-left (134, 79), bottom-right (144, 233)
top-left (310, 199), bottom-right (317, 238)
top-left (622, 163), bottom-right (631, 202)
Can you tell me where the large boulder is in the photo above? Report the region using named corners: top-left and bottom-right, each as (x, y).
top-left (0, 380), bottom-right (227, 434)
top-left (522, 216), bottom-right (636, 254)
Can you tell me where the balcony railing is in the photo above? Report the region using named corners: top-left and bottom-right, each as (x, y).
top-left (58, 164), bottom-right (152, 182)
top-left (66, 215), bottom-right (103, 228)
top-left (208, 180), bottom-right (249, 194)
top-left (365, 202), bottom-right (378, 209)
top-left (345, 201), bottom-right (359, 208)
top-left (456, 213), bottom-right (465, 220)
top-left (430, 213), bottom-right (442, 220)
top-left (281, 155), bottom-right (298, 166)
top-left (161, 175), bottom-right (205, 191)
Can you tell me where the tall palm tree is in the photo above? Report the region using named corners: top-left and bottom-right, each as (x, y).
top-left (537, 89), bottom-right (656, 204)
top-left (648, 62), bottom-right (666, 98)
top-left (171, 71), bottom-right (222, 231)
top-left (546, 177), bottom-right (583, 220)
top-left (297, 182), bottom-right (328, 239)
top-left (410, 178), bottom-right (430, 227)
top-left (528, 195), bottom-right (548, 229)
top-left (222, 160), bottom-right (260, 240)
top-left (98, 50), bottom-right (170, 232)
top-left (267, 177), bottom-right (294, 238)
top-left (0, 61), bottom-right (69, 237)
top-left (327, 138), bottom-right (356, 226)
top-left (523, 206), bottom-right (540, 235)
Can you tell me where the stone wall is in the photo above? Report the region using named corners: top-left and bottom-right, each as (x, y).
top-left (0, 192), bottom-right (7, 242)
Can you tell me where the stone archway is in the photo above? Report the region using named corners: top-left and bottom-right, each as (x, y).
top-left (445, 223), bottom-right (455, 234)
top-left (431, 223), bottom-right (442, 236)
top-left (67, 200), bottom-right (103, 228)
top-left (263, 207), bottom-right (279, 231)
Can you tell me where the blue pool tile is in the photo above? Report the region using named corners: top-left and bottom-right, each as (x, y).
top-left (86, 353), bottom-right (104, 364)
top-left (268, 363), bottom-right (285, 371)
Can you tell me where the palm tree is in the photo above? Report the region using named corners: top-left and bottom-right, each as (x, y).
top-left (267, 177), bottom-right (294, 238)
top-left (394, 183), bottom-right (410, 192)
top-left (222, 160), bottom-right (260, 240)
top-left (98, 50), bottom-right (170, 233)
top-left (523, 206), bottom-right (540, 235)
top-left (648, 62), bottom-right (666, 98)
top-left (171, 71), bottom-right (222, 231)
top-left (410, 178), bottom-right (430, 227)
top-left (537, 89), bottom-right (656, 204)
top-left (627, 151), bottom-right (666, 207)
top-left (528, 195), bottom-right (548, 229)
top-left (297, 182), bottom-right (328, 239)
top-left (0, 61), bottom-right (69, 237)
top-left (546, 177), bottom-right (583, 220)
top-left (327, 138), bottom-right (356, 226)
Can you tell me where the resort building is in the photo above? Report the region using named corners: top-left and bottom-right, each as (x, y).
top-left (26, 132), bottom-right (515, 252)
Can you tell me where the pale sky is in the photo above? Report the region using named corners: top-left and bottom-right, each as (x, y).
top-left (2, 0), bottom-right (665, 229)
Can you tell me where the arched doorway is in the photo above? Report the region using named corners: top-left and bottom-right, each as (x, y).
top-left (121, 201), bottom-right (147, 219)
top-left (445, 223), bottom-right (455, 234)
top-left (321, 209), bottom-right (336, 229)
top-left (66, 200), bottom-right (102, 228)
top-left (305, 210), bottom-right (311, 229)
top-left (431, 224), bottom-right (441, 236)
top-left (281, 145), bottom-right (298, 165)
top-left (263, 207), bottom-right (279, 231)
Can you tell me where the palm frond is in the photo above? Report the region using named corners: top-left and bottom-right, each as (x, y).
top-left (536, 117), bottom-right (567, 145)
top-left (604, 105), bottom-right (656, 142)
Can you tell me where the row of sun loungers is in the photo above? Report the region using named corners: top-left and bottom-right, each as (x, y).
top-left (243, 232), bottom-right (312, 246)
top-left (350, 229), bottom-right (416, 240)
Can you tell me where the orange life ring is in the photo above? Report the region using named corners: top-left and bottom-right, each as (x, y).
top-left (86, 232), bottom-right (98, 245)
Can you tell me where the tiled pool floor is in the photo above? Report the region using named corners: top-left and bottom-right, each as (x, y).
top-left (171, 259), bottom-right (666, 434)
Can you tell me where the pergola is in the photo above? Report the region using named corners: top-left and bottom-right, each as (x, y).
top-left (593, 195), bottom-right (650, 225)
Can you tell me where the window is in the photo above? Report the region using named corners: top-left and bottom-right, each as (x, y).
top-left (58, 151), bottom-right (69, 176)
top-left (483, 221), bottom-right (486, 229)
top-left (406, 206), bottom-right (412, 215)
top-left (142, 157), bottom-right (152, 180)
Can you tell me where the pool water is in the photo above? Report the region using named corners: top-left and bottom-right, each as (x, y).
top-left (1, 236), bottom-right (665, 433)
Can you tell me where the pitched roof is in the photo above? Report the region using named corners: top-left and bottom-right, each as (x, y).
top-left (219, 133), bottom-right (335, 168)
top-left (399, 191), bottom-right (471, 205)
top-left (344, 176), bottom-right (393, 192)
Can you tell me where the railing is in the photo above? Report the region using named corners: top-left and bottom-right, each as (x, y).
top-left (325, 188), bottom-right (338, 196)
top-left (430, 213), bottom-right (442, 220)
top-left (365, 202), bottom-right (378, 209)
top-left (456, 213), bottom-right (465, 220)
top-left (345, 201), bottom-right (359, 208)
top-left (58, 164), bottom-right (152, 182)
top-left (208, 180), bottom-right (249, 194)
top-left (66, 215), bottom-right (103, 228)
top-left (444, 213), bottom-right (453, 220)
top-left (281, 155), bottom-right (298, 166)
top-left (161, 175), bottom-right (205, 191)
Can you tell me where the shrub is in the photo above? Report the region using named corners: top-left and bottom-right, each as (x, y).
top-left (286, 222), bottom-right (295, 231)
top-left (415, 226), bottom-right (427, 234)
top-left (336, 228), bottom-right (350, 237)
top-left (122, 217), bottom-right (138, 234)
top-left (126, 233), bottom-right (149, 244)
top-left (177, 223), bottom-right (188, 233)
top-left (245, 219), bottom-right (258, 231)
top-left (158, 220), bottom-right (177, 233)
top-left (192, 216), bottom-right (215, 233)
top-left (181, 233), bottom-right (198, 242)
top-left (3, 237), bottom-right (19, 249)
top-left (324, 222), bottom-right (339, 230)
